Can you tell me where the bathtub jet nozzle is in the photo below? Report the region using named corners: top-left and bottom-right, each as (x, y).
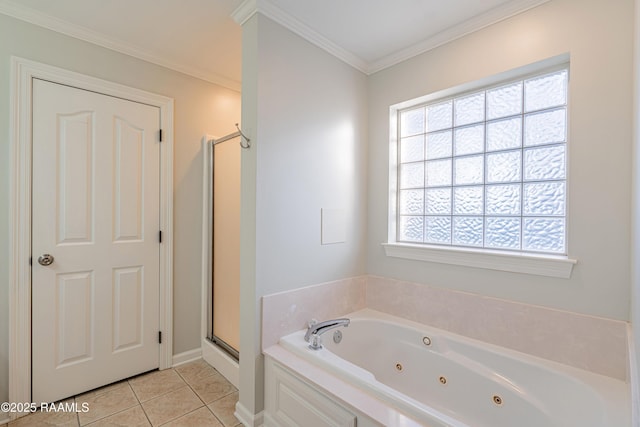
top-left (304, 318), bottom-right (350, 350)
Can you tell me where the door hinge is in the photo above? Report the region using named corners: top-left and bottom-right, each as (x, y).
top-left (159, 230), bottom-right (162, 243)
top-left (159, 129), bottom-right (163, 142)
top-left (29, 256), bottom-right (32, 266)
top-left (158, 331), bottom-right (162, 344)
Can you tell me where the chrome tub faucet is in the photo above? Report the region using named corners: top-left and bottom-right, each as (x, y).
top-left (304, 318), bottom-right (350, 350)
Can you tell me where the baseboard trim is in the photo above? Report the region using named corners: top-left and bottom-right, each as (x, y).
top-left (202, 338), bottom-right (239, 388)
top-left (235, 402), bottom-right (264, 427)
top-left (171, 348), bottom-right (202, 368)
top-left (629, 325), bottom-right (639, 427)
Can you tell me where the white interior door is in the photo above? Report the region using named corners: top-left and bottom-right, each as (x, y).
top-left (31, 79), bottom-right (161, 403)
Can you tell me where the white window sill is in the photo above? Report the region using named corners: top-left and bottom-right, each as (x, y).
top-left (382, 243), bottom-right (576, 279)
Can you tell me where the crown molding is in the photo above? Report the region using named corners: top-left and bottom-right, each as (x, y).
top-left (233, 0), bottom-right (550, 76)
top-left (0, 0), bottom-right (242, 91)
top-left (1, 0), bottom-right (551, 86)
top-left (232, 0), bottom-right (369, 74)
top-left (368, 0), bottom-right (551, 74)
top-left (231, 0), bottom-right (258, 26)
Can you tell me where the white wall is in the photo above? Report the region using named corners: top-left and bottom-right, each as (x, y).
top-left (367, 0), bottom-right (634, 321)
top-left (238, 14), bottom-right (368, 417)
top-left (0, 13), bottom-right (241, 404)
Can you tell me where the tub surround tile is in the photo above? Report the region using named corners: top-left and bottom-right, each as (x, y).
top-left (524, 306), bottom-right (627, 377)
top-left (366, 275), bottom-right (628, 380)
top-left (262, 275), bottom-right (628, 381)
top-left (262, 276), bottom-right (367, 350)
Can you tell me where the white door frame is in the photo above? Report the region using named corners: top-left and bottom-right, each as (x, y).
top-left (8, 56), bottom-right (174, 413)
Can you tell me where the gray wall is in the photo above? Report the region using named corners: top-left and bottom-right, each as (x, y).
top-left (367, 0), bottom-right (634, 321)
top-left (0, 14), bottom-right (241, 404)
top-left (239, 14), bottom-right (368, 415)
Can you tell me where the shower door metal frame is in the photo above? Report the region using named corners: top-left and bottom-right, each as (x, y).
top-left (205, 137), bottom-right (240, 361)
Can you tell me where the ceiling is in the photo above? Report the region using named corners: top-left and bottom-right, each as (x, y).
top-left (0, 0), bottom-right (548, 91)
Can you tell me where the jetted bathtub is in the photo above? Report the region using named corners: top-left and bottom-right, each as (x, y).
top-left (278, 309), bottom-right (629, 427)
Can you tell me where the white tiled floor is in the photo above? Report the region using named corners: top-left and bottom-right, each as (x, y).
top-left (6, 360), bottom-right (241, 427)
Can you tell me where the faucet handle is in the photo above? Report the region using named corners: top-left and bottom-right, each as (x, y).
top-left (308, 333), bottom-right (323, 350)
top-left (307, 319), bottom-right (317, 329)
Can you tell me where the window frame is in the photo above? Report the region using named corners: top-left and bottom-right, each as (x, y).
top-left (385, 56), bottom-right (577, 278)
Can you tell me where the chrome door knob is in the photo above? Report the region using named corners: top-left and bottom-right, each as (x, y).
top-left (38, 254), bottom-right (54, 266)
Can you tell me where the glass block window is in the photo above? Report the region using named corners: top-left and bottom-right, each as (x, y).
top-left (397, 68), bottom-right (568, 254)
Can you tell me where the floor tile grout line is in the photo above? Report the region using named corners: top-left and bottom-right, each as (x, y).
top-left (131, 381), bottom-right (143, 405)
top-left (79, 401), bottom-right (140, 427)
top-left (185, 369), bottom-right (238, 426)
top-left (141, 383), bottom-right (194, 407)
top-left (131, 378), bottom-right (153, 427)
top-left (203, 404), bottom-right (225, 426)
top-left (139, 404), bottom-right (154, 427)
top-left (156, 405), bottom-right (213, 427)
top-left (167, 371), bottom-right (230, 426)
top-left (153, 402), bottom-right (207, 426)
top-left (208, 390), bottom-right (238, 406)
top-left (128, 375), bottom-right (188, 404)
top-left (177, 370), bottom-right (236, 408)
top-left (76, 382), bottom-right (140, 426)
top-left (208, 392), bottom-right (240, 427)
top-left (174, 366), bottom-right (224, 388)
top-left (142, 383), bottom-right (206, 427)
top-left (81, 404), bottom-right (140, 427)
top-left (74, 379), bottom-right (132, 405)
top-left (209, 407), bottom-right (226, 427)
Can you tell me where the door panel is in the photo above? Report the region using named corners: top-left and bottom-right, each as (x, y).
top-left (112, 266), bottom-right (144, 352)
top-left (32, 79), bottom-right (161, 403)
top-left (55, 271), bottom-right (94, 367)
top-left (113, 117), bottom-right (145, 241)
top-left (57, 111), bottom-right (94, 244)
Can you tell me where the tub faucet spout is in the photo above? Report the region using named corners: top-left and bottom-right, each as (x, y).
top-left (304, 318), bottom-right (350, 350)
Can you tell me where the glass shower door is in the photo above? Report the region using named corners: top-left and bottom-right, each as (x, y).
top-left (207, 138), bottom-right (240, 359)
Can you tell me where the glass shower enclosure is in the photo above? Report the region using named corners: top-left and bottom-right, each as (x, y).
top-left (205, 136), bottom-right (241, 360)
